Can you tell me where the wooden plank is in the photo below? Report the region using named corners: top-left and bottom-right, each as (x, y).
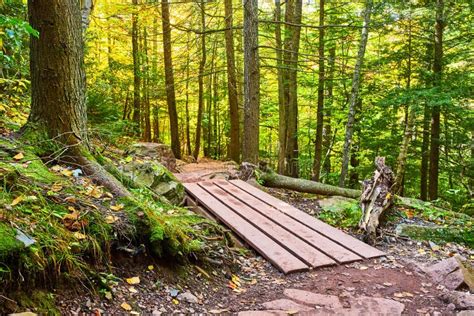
top-left (229, 180), bottom-right (385, 259)
top-left (184, 183), bottom-right (309, 274)
top-left (214, 180), bottom-right (362, 263)
top-left (199, 182), bottom-right (336, 268)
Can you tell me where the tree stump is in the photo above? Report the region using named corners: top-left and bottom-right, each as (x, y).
top-left (359, 157), bottom-right (394, 242)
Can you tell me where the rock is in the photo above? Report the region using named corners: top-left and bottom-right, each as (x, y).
top-left (122, 160), bottom-right (184, 205)
top-left (8, 313), bottom-right (38, 316)
top-left (169, 288), bottom-right (179, 298)
top-left (441, 291), bottom-right (474, 310)
top-left (177, 291), bottom-right (199, 304)
top-left (238, 311), bottom-right (289, 316)
top-left (448, 303), bottom-right (456, 310)
top-left (348, 296), bottom-right (405, 316)
top-left (421, 256), bottom-right (468, 290)
top-left (318, 196), bottom-right (357, 210)
top-left (262, 299), bottom-right (314, 312)
top-left (283, 289), bottom-right (343, 309)
top-left (457, 311), bottom-right (474, 316)
top-left (395, 223), bottom-right (471, 247)
top-left (126, 142), bottom-right (177, 172)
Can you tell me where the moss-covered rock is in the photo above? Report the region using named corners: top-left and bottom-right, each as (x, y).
top-left (395, 223), bottom-right (474, 247)
top-left (122, 161), bottom-right (184, 205)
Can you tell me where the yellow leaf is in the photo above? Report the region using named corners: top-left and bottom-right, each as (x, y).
top-left (13, 152), bottom-right (24, 160)
top-left (11, 195), bottom-right (24, 206)
top-left (172, 299), bottom-right (179, 305)
top-left (110, 204), bottom-right (124, 211)
top-left (51, 182), bottom-right (63, 192)
top-left (128, 286), bottom-right (138, 293)
top-left (105, 215), bottom-right (118, 224)
top-left (61, 169), bottom-right (73, 177)
top-left (147, 265), bottom-right (154, 271)
top-left (120, 302), bottom-right (132, 311)
top-left (104, 291), bottom-right (113, 300)
top-left (126, 276), bottom-right (140, 285)
top-left (73, 232), bottom-right (87, 240)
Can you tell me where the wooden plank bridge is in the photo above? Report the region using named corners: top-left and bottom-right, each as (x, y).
top-left (184, 179), bottom-right (385, 274)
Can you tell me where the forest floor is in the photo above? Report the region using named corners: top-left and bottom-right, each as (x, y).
top-left (54, 159), bottom-right (473, 315)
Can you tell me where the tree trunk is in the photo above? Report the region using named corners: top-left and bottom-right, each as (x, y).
top-left (429, 0), bottom-right (444, 200)
top-left (285, 0), bottom-right (302, 178)
top-left (322, 46), bottom-right (336, 179)
top-left (27, 0), bottom-right (129, 197)
top-left (339, 0), bottom-right (373, 187)
top-left (312, 0), bottom-right (325, 181)
top-left (420, 104), bottom-right (430, 200)
top-left (259, 168), bottom-right (360, 199)
top-left (185, 33), bottom-right (192, 156)
top-left (242, 0), bottom-right (260, 163)
top-left (193, 2), bottom-right (207, 160)
top-left (142, 27), bottom-right (152, 142)
top-left (393, 15), bottom-right (413, 195)
top-left (161, 0), bottom-right (181, 158)
top-left (224, 0), bottom-right (240, 163)
top-left (275, 0), bottom-right (286, 174)
top-left (152, 17), bottom-right (160, 143)
top-left (131, 0), bottom-right (141, 133)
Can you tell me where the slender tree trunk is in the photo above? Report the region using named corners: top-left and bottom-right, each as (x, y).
top-left (275, 0), bottom-right (286, 174)
top-left (142, 27), bottom-right (152, 142)
top-left (393, 15), bottom-right (413, 195)
top-left (339, 0), bottom-right (373, 187)
top-left (242, 0), bottom-right (260, 163)
top-left (224, 0), bottom-right (240, 163)
top-left (161, 0), bottom-right (181, 158)
top-left (285, 0), bottom-right (302, 178)
top-left (131, 0), bottom-right (141, 133)
top-left (185, 33), bottom-right (192, 156)
top-left (152, 17), bottom-right (160, 143)
top-left (420, 104), bottom-right (431, 200)
top-left (312, 0), bottom-right (325, 181)
top-left (429, 0), bottom-right (444, 200)
top-left (193, 2), bottom-right (207, 159)
top-left (322, 46), bottom-right (336, 179)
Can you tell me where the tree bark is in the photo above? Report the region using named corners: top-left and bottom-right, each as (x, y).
top-left (429, 0), bottom-right (444, 200)
top-left (312, 0), bottom-right (325, 181)
top-left (224, 0), bottom-right (240, 163)
top-left (285, 0), bottom-right (302, 178)
top-left (142, 26), bottom-right (152, 142)
top-left (259, 168), bottom-right (360, 199)
top-left (131, 0), bottom-right (141, 133)
top-left (275, 0), bottom-right (286, 174)
top-left (322, 46), bottom-right (336, 179)
top-left (161, 0), bottom-right (181, 158)
top-left (420, 104), bottom-right (431, 200)
top-left (242, 0), bottom-right (260, 163)
top-left (339, 0), bottom-right (373, 187)
top-left (185, 33), bottom-right (192, 156)
top-left (27, 0), bottom-right (129, 197)
top-left (193, 2), bottom-right (207, 160)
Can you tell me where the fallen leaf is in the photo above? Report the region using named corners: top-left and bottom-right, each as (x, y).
top-left (13, 152), bottom-right (24, 160)
top-left (172, 299), bottom-right (179, 305)
top-left (120, 302), bottom-right (132, 311)
top-left (128, 286), bottom-right (138, 293)
top-left (126, 276), bottom-right (140, 285)
top-left (147, 265), bottom-right (154, 271)
top-left (63, 212), bottom-right (79, 221)
top-left (61, 169), bottom-right (73, 177)
top-left (11, 195), bottom-right (24, 206)
top-left (51, 182), bottom-right (63, 192)
top-left (104, 291), bottom-right (113, 300)
top-left (73, 232), bottom-right (87, 240)
top-left (110, 204), bottom-right (124, 211)
top-left (105, 215), bottom-right (119, 224)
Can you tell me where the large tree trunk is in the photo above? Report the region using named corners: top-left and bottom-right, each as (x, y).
top-left (429, 0), bottom-right (444, 200)
top-left (224, 0), bottom-right (240, 163)
top-left (242, 0), bottom-right (260, 163)
top-left (161, 0), bottom-right (181, 159)
top-left (27, 0), bottom-right (129, 197)
top-left (193, 2), bottom-right (207, 160)
top-left (339, 0), bottom-right (373, 187)
top-left (131, 0), bottom-right (141, 133)
top-left (312, 0), bottom-right (325, 181)
top-left (285, 0), bottom-right (302, 178)
top-left (259, 167), bottom-right (360, 199)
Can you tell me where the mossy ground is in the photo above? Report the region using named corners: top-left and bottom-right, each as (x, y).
top-left (0, 136), bottom-right (227, 314)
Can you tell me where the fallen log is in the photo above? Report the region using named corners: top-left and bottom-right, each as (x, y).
top-left (257, 165), bottom-right (361, 199)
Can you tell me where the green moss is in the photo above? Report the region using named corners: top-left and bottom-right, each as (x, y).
top-left (16, 290), bottom-right (60, 315)
top-left (0, 223), bottom-right (23, 258)
top-left (397, 224), bottom-right (474, 248)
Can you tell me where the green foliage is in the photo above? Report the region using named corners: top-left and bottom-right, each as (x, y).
top-left (318, 199), bottom-right (362, 228)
